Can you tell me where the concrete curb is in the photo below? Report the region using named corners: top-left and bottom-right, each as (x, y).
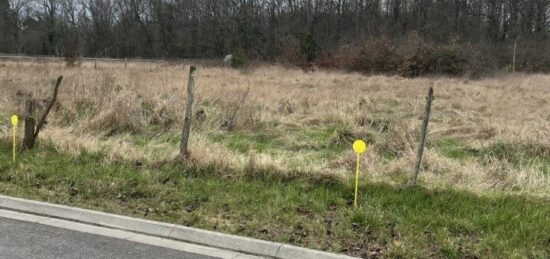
top-left (0, 195), bottom-right (358, 259)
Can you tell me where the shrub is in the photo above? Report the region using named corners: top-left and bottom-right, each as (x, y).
top-left (350, 37), bottom-right (400, 74)
top-left (518, 42), bottom-right (550, 73)
top-left (464, 44), bottom-right (498, 77)
top-left (431, 38), bottom-right (469, 75)
top-left (317, 45), bottom-right (353, 69)
top-left (316, 34), bottom-right (478, 77)
top-left (231, 48), bottom-right (248, 68)
top-left (64, 43), bottom-right (81, 67)
top-left (300, 34), bottom-right (318, 62)
top-left (277, 35), bottom-right (302, 64)
top-left (397, 32), bottom-right (434, 77)
top-left (431, 47), bottom-right (467, 75)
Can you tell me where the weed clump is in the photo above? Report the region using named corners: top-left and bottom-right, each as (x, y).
top-left (87, 92), bottom-right (145, 135)
top-left (141, 99), bottom-right (175, 129)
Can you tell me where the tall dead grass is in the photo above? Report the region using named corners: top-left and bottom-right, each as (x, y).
top-left (0, 59), bottom-right (548, 196)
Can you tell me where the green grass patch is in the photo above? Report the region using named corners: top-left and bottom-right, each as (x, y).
top-left (433, 139), bottom-right (549, 174)
top-left (209, 131), bottom-right (284, 154)
top-left (432, 138), bottom-right (479, 160)
top-left (481, 141), bottom-right (550, 174)
top-left (1, 139), bottom-right (549, 258)
top-left (126, 133), bottom-right (180, 148)
top-left (208, 125), bottom-right (347, 161)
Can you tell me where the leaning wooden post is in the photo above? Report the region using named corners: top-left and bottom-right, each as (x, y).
top-left (409, 86), bottom-right (434, 187)
top-left (180, 66), bottom-right (197, 158)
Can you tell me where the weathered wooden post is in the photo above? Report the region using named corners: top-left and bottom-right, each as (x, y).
top-left (180, 66), bottom-right (197, 158)
top-left (409, 86), bottom-right (434, 187)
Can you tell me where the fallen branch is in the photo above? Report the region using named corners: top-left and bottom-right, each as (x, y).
top-left (221, 87), bottom-right (250, 131)
top-left (34, 76), bottom-right (63, 139)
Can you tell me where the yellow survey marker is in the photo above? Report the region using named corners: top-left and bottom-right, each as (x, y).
top-left (11, 115), bottom-right (18, 162)
top-left (352, 140), bottom-right (366, 208)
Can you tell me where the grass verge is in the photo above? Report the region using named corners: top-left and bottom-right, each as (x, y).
top-left (0, 140), bottom-right (549, 258)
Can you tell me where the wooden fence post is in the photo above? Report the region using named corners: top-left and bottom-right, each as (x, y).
top-left (409, 86), bottom-right (434, 187)
top-left (180, 66), bottom-right (197, 158)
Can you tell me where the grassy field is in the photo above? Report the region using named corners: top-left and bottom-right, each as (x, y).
top-left (1, 59), bottom-right (549, 257)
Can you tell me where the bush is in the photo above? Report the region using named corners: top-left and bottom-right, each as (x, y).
top-left (396, 34), bottom-right (471, 77)
top-left (277, 35), bottom-right (302, 64)
top-left (291, 33), bottom-right (544, 77)
top-left (315, 34), bottom-right (477, 77)
top-left (317, 45), bottom-right (353, 69)
top-left (64, 41), bottom-right (81, 67)
top-left (463, 44), bottom-right (498, 77)
top-left (300, 34), bottom-right (318, 62)
top-left (518, 42), bottom-right (550, 73)
top-left (431, 39), bottom-right (469, 75)
top-left (231, 48), bottom-right (248, 68)
top-left (350, 37), bottom-right (400, 74)
top-left (397, 32), bottom-right (434, 77)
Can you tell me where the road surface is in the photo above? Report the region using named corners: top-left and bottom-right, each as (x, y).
top-left (0, 216), bottom-right (219, 259)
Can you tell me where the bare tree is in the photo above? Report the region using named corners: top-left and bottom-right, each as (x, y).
top-left (4, 0), bottom-right (31, 53)
top-left (0, 0), bottom-right (548, 72)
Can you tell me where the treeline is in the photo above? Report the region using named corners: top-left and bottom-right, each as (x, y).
top-left (1, 0), bottom-right (549, 75)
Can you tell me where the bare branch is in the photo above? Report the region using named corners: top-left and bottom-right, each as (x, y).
top-left (33, 75), bottom-right (63, 140)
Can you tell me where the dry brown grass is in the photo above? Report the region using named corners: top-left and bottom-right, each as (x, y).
top-left (1, 59), bottom-right (549, 196)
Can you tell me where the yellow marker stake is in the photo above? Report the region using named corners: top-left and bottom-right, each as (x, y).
top-left (11, 115), bottom-right (18, 162)
top-left (352, 140), bottom-right (366, 208)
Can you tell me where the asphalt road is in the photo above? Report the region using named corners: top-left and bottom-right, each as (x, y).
top-left (0, 217), bottom-right (218, 259)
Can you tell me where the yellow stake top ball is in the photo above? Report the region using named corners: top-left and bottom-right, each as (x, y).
top-left (10, 115), bottom-right (18, 126)
top-left (353, 140), bottom-right (367, 154)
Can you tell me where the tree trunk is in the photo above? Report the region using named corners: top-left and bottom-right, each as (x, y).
top-left (23, 98), bottom-right (36, 149)
top-left (23, 76), bottom-right (63, 150)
